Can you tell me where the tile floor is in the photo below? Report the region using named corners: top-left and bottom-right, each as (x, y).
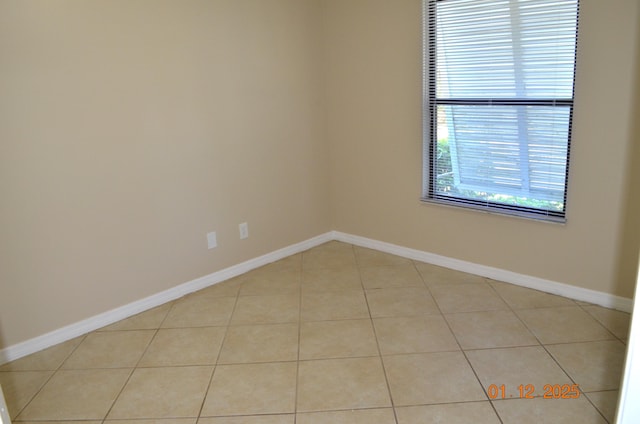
top-left (0, 241), bottom-right (632, 423)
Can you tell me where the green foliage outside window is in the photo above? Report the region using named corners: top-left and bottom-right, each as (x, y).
top-left (435, 138), bottom-right (564, 212)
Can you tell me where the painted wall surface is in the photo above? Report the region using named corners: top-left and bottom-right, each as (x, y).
top-left (0, 0), bottom-right (330, 348)
top-left (615, 1), bottom-right (640, 303)
top-left (324, 0), bottom-right (640, 298)
top-left (1, 0), bottom-right (639, 350)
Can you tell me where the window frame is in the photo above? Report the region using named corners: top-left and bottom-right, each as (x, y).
top-left (421, 0), bottom-right (579, 223)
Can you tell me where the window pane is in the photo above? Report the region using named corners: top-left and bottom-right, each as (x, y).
top-left (425, 0), bottom-right (579, 220)
top-left (433, 104), bottom-right (570, 211)
top-left (436, 0), bottom-right (578, 99)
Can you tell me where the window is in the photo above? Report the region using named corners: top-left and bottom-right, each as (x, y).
top-left (423, 0), bottom-right (579, 222)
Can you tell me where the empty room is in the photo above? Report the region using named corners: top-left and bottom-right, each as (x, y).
top-left (1, 0), bottom-right (639, 423)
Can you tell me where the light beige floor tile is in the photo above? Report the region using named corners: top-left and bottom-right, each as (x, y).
top-left (430, 283), bottom-right (508, 313)
top-left (516, 306), bottom-right (614, 344)
top-left (15, 245), bottom-right (628, 424)
top-left (105, 420), bottom-right (196, 424)
top-left (360, 264), bottom-right (424, 289)
top-left (415, 262), bottom-right (487, 286)
top-left (100, 304), bottom-right (173, 331)
top-left (201, 362), bottom-right (297, 416)
top-left (582, 305), bottom-right (631, 340)
top-left (297, 357), bottom-right (391, 412)
top-left (365, 287), bottom-right (440, 317)
top-left (546, 340), bottom-right (626, 392)
top-left (162, 295), bottom-right (236, 328)
top-left (61, 330), bottom-right (155, 369)
top-left (218, 323), bottom-right (298, 364)
top-left (0, 337), bottom-right (84, 371)
top-left (238, 269), bottom-right (300, 296)
top-left (19, 420), bottom-right (103, 424)
top-left (492, 397), bottom-right (607, 424)
top-left (261, 253), bottom-right (302, 272)
top-left (19, 421), bottom-right (101, 424)
top-left (445, 310), bottom-right (538, 349)
top-left (231, 294), bottom-right (299, 325)
top-left (180, 286), bottom-right (234, 302)
top-left (301, 266), bottom-right (363, 293)
top-left (0, 370), bottom-right (53, 419)
top-left (244, 263), bottom-right (297, 279)
top-left (466, 346), bottom-right (573, 398)
top-left (17, 369), bottom-right (132, 421)
top-left (302, 242), bottom-right (357, 270)
top-left (374, 315), bottom-right (459, 355)
top-left (303, 259), bottom-right (360, 276)
top-left (138, 327), bottom-right (225, 366)
top-left (199, 416), bottom-right (294, 424)
top-left (299, 319), bottom-right (378, 360)
top-left (383, 352), bottom-right (486, 406)
top-left (354, 247), bottom-right (412, 267)
top-left (489, 281), bottom-right (576, 309)
top-left (585, 390), bottom-right (619, 423)
top-left (306, 241), bottom-right (352, 254)
top-left (297, 408), bottom-right (396, 424)
top-left (194, 279), bottom-right (244, 298)
top-left (108, 366), bottom-right (213, 419)
top-left (301, 291), bottom-right (369, 321)
top-left (395, 402), bottom-right (501, 424)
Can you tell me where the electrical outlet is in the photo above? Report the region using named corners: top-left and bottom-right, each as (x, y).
top-left (207, 231), bottom-right (217, 249)
top-left (239, 222), bottom-right (249, 239)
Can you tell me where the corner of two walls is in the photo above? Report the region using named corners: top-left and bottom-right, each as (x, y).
top-left (0, 0), bottom-right (331, 350)
top-left (324, 0), bottom-right (640, 299)
top-left (613, 1), bottom-right (640, 300)
top-left (2, 0), bottom-right (639, 353)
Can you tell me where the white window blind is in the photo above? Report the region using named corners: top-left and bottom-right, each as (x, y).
top-left (423, 0), bottom-right (579, 221)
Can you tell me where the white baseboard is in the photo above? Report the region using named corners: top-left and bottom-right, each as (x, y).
top-left (0, 232), bottom-right (333, 365)
top-left (2, 230), bottom-right (633, 365)
top-left (333, 231), bottom-right (634, 313)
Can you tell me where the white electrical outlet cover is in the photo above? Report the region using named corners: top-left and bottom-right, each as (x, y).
top-left (207, 232), bottom-right (217, 249)
top-left (239, 223), bottom-right (249, 239)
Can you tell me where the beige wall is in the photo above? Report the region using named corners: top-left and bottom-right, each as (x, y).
top-left (0, 0), bottom-right (330, 349)
top-left (1, 0), bottom-right (639, 350)
top-left (615, 1), bottom-right (640, 301)
top-left (324, 0), bottom-right (640, 297)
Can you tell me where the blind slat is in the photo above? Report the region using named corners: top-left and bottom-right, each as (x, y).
top-left (424, 0), bottom-right (579, 220)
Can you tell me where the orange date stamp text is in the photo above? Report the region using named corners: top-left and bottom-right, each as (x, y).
top-left (487, 384), bottom-right (581, 400)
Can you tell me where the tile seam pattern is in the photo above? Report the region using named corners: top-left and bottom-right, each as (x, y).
top-left (2, 243), bottom-right (626, 423)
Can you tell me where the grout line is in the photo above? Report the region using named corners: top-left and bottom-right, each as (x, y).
top-left (7, 333), bottom-right (89, 421)
top-left (485, 281), bottom-right (609, 418)
top-left (357, 245), bottom-right (401, 424)
top-left (412, 260), bottom-right (464, 353)
top-left (101, 299), bottom-right (178, 420)
top-left (294, 251), bottom-right (303, 424)
top-left (576, 303), bottom-right (628, 344)
top-left (3, 241), bottom-right (628, 422)
top-left (467, 285), bottom-right (621, 422)
top-left (194, 286), bottom-right (242, 420)
top-left (418, 266), bottom-right (505, 423)
top-left (580, 390), bottom-right (616, 424)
